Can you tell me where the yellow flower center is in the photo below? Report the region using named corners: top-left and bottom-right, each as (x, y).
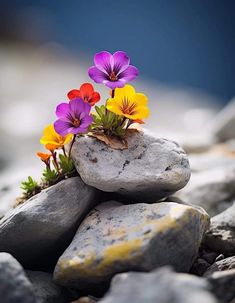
top-left (73, 118), bottom-right (81, 127)
top-left (110, 71), bottom-right (117, 81)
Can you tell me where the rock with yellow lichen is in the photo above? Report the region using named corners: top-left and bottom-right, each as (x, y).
top-left (53, 201), bottom-right (209, 290)
top-left (71, 131), bottom-right (191, 202)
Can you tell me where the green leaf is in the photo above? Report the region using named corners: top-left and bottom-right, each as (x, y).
top-left (95, 105), bottom-right (104, 119)
top-left (21, 176), bottom-right (40, 197)
top-left (42, 168), bottom-right (58, 183)
top-left (59, 154), bottom-right (75, 174)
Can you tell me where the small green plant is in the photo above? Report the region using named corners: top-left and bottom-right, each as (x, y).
top-left (91, 105), bottom-right (126, 137)
top-left (21, 176), bottom-right (41, 199)
top-left (59, 154), bottom-right (75, 174)
top-left (42, 168), bottom-right (58, 183)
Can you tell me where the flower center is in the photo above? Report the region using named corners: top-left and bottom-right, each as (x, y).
top-left (121, 98), bottom-right (137, 115)
top-left (110, 71), bottom-right (117, 81)
top-left (73, 118), bottom-right (81, 127)
top-left (83, 95), bottom-right (90, 102)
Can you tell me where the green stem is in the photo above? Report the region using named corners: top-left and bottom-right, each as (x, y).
top-left (68, 135), bottom-right (76, 159)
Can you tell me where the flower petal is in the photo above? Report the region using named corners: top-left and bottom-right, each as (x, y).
top-left (81, 115), bottom-right (93, 128)
top-left (113, 51), bottom-right (130, 74)
top-left (70, 126), bottom-right (88, 135)
top-left (118, 65), bottom-right (139, 82)
top-left (133, 93), bottom-right (148, 106)
top-left (88, 66), bottom-right (108, 83)
top-left (54, 119), bottom-right (72, 136)
top-left (67, 89), bottom-right (81, 100)
top-left (90, 92), bottom-right (100, 105)
top-left (114, 84), bottom-right (136, 100)
top-left (79, 83), bottom-right (94, 99)
top-left (69, 98), bottom-right (84, 119)
top-left (56, 103), bottom-right (70, 118)
top-left (94, 51), bottom-right (112, 74)
top-left (103, 80), bottom-right (126, 90)
top-left (106, 98), bottom-right (124, 116)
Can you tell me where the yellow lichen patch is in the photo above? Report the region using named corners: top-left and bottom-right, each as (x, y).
top-left (102, 239), bottom-right (142, 265)
top-left (57, 239), bottom-right (142, 279)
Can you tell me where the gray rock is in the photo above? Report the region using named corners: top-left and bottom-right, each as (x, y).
top-left (207, 269), bottom-right (235, 303)
top-left (54, 201), bottom-right (209, 290)
top-left (0, 177), bottom-right (99, 267)
top-left (204, 256), bottom-right (235, 276)
top-left (189, 152), bottom-right (235, 173)
top-left (211, 99), bottom-right (235, 142)
top-left (0, 252), bottom-right (36, 303)
top-left (26, 270), bottom-right (71, 303)
top-left (205, 203), bottom-right (235, 255)
top-left (177, 166), bottom-right (235, 215)
top-left (72, 131), bottom-right (191, 202)
top-left (99, 267), bottom-right (218, 303)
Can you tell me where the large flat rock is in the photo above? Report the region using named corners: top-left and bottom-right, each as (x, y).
top-left (54, 201), bottom-right (209, 290)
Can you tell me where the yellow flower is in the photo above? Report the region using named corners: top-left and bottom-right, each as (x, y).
top-left (40, 124), bottom-right (73, 151)
top-left (106, 85), bottom-right (150, 120)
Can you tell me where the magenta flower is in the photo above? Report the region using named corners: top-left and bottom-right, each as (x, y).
top-left (54, 98), bottom-right (93, 136)
top-left (88, 51), bottom-right (138, 89)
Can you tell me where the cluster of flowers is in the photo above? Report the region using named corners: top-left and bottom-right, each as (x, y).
top-left (21, 51), bottom-right (150, 199)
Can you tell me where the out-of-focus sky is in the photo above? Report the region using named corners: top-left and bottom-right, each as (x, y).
top-left (1, 0), bottom-right (234, 102)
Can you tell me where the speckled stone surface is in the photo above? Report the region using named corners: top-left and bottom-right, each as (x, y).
top-left (71, 131), bottom-right (191, 202)
top-left (54, 201), bottom-right (209, 290)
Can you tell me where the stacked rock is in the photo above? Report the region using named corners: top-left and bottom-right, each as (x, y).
top-left (0, 131), bottom-right (218, 302)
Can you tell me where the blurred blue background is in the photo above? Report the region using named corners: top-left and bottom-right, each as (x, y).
top-left (1, 0), bottom-right (234, 103)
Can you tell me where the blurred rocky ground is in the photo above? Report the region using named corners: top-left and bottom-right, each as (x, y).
top-left (0, 42), bottom-right (233, 216)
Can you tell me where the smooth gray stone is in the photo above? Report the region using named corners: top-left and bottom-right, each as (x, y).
top-left (205, 203), bottom-right (235, 255)
top-left (54, 201), bottom-right (209, 290)
top-left (26, 270), bottom-right (71, 303)
top-left (0, 177), bottom-right (99, 267)
top-left (72, 131), bottom-right (191, 202)
top-left (207, 269), bottom-right (235, 303)
top-left (177, 166), bottom-right (235, 216)
top-left (99, 267), bottom-right (218, 303)
top-left (0, 252), bottom-right (36, 303)
top-left (211, 99), bottom-right (235, 142)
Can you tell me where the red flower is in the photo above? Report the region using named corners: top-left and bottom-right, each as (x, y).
top-left (67, 83), bottom-right (100, 106)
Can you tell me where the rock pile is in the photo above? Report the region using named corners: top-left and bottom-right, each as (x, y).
top-left (0, 125), bottom-right (235, 302)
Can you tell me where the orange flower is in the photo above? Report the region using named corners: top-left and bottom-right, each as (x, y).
top-left (36, 152), bottom-right (51, 161)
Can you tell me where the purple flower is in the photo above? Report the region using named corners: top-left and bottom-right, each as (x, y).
top-left (54, 98), bottom-right (93, 136)
top-left (88, 51), bottom-right (138, 90)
